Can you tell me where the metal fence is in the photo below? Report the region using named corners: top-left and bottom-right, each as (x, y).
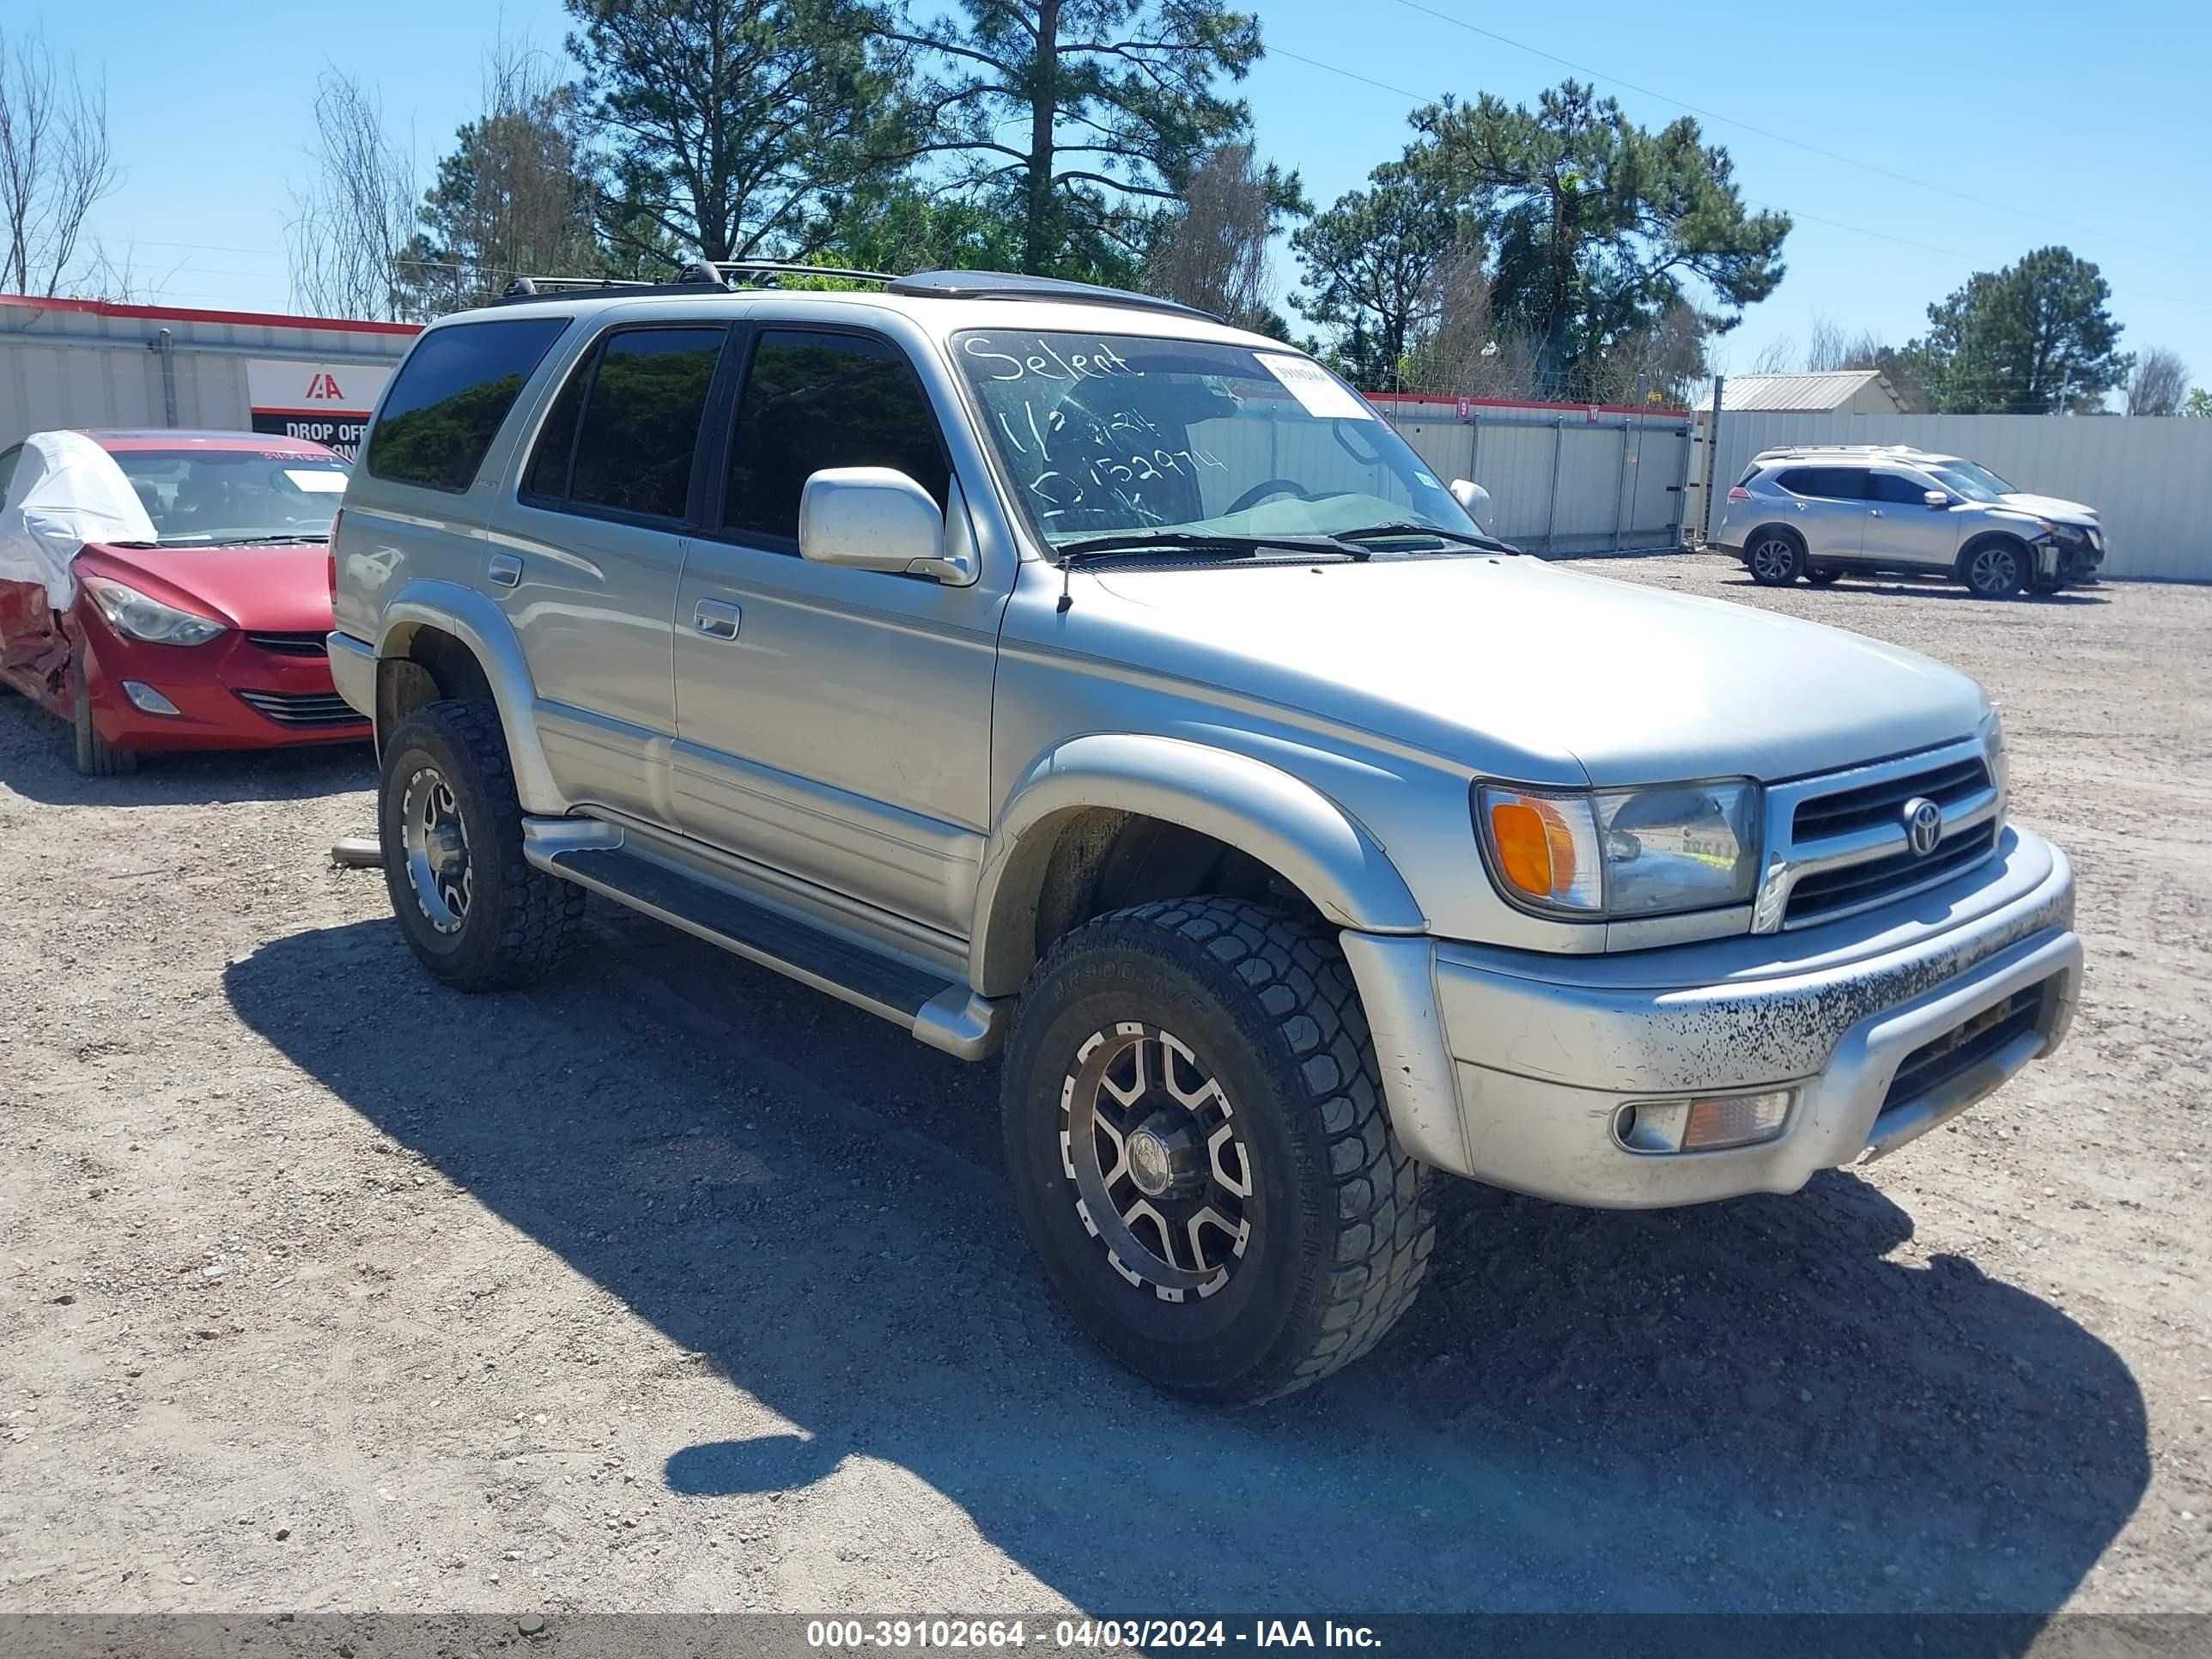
top-left (1695, 410), bottom-right (2212, 582)
top-left (1376, 398), bottom-right (1694, 556)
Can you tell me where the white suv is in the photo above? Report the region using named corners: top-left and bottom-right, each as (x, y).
top-left (1717, 445), bottom-right (2104, 597)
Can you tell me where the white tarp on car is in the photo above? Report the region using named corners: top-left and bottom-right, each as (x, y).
top-left (0, 430), bottom-right (158, 607)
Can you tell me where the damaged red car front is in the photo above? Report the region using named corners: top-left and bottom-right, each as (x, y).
top-left (0, 429), bottom-right (368, 775)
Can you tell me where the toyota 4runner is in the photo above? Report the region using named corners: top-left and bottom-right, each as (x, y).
top-left (328, 264), bottom-right (2083, 1402)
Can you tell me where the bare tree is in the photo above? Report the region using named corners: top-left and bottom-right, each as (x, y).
top-left (1144, 144), bottom-right (1285, 332)
top-left (286, 70), bottom-right (418, 320)
top-left (1747, 334), bottom-right (1796, 375)
top-left (0, 24), bottom-right (120, 296)
top-left (2126, 347), bottom-right (2190, 416)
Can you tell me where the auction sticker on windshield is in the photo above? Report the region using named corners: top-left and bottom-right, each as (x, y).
top-left (1255, 354), bottom-right (1373, 420)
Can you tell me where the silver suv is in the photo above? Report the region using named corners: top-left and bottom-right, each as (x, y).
top-left (328, 265), bottom-right (2082, 1401)
top-left (1717, 444), bottom-right (2105, 597)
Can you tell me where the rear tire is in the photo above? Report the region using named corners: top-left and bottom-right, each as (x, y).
top-left (1961, 538), bottom-right (2027, 599)
top-left (1747, 531), bottom-right (1805, 586)
top-left (70, 659), bottom-right (137, 777)
top-left (1001, 896), bottom-right (1435, 1403)
top-left (376, 698), bottom-right (584, 991)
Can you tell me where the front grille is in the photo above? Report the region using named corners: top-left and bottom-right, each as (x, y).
top-left (1793, 755), bottom-right (1990, 840)
top-left (1881, 981), bottom-right (2049, 1117)
top-left (235, 689), bottom-right (364, 727)
top-left (244, 630), bottom-right (330, 658)
top-left (1786, 821), bottom-right (1997, 926)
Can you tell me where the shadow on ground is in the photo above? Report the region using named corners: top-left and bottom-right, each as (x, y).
top-left (225, 910), bottom-right (2148, 1632)
top-left (1716, 576), bottom-right (2110, 606)
top-left (0, 692), bottom-right (370, 807)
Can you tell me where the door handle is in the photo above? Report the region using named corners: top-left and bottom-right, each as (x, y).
top-left (1869, 508), bottom-right (1884, 518)
top-left (488, 553), bottom-right (522, 587)
top-left (694, 599), bottom-right (742, 640)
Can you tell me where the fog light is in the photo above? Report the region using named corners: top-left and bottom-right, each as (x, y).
top-left (1616, 1090), bottom-right (1793, 1154)
top-left (121, 680), bottom-right (180, 716)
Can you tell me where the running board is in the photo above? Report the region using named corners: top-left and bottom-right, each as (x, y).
top-left (523, 822), bottom-right (1005, 1060)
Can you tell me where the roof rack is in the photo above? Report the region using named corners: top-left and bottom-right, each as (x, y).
top-left (490, 260), bottom-right (1222, 320)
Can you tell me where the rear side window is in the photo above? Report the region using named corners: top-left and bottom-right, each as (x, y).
top-left (368, 318), bottom-right (569, 492)
top-left (722, 331), bottom-right (950, 545)
top-left (523, 326), bottom-right (726, 521)
top-left (1776, 466), bottom-right (1869, 500)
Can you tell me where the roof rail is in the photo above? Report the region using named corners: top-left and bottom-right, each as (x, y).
top-left (887, 268), bottom-right (1220, 320)
top-left (701, 259), bottom-right (895, 287)
top-left (487, 260), bottom-right (1223, 321)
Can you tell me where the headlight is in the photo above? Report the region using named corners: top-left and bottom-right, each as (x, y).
top-left (79, 577), bottom-right (228, 647)
top-left (1475, 779), bottom-right (1763, 920)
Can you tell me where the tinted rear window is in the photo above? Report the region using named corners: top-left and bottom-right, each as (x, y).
top-left (1776, 466), bottom-right (1869, 500)
top-left (368, 318), bottom-right (569, 492)
top-left (569, 329), bottom-right (725, 520)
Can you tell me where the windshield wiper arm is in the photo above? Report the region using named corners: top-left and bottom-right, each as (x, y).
top-left (1329, 520), bottom-right (1516, 553)
top-left (1052, 530), bottom-right (1367, 563)
top-left (225, 533), bottom-right (329, 544)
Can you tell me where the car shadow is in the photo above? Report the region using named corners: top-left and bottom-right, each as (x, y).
top-left (1717, 577), bottom-right (2111, 606)
top-left (224, 914), bottom-right (2148, 1630)
top-left (0, 692), bottom-right (369, 806)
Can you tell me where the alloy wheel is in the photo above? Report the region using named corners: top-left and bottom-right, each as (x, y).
top-left (1059, 1023), bottom-right (1255, 1303)
top-left (399, 765), bottom-right (473, 935)
top-left (1750, 538), bottom-right (1797, 581)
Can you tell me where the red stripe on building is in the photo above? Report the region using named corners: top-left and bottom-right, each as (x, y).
top-left (0, 292), bottom-right (422, 337)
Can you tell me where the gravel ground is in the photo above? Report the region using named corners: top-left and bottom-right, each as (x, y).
top-left (1, 553), bottom-right (2206, 1643)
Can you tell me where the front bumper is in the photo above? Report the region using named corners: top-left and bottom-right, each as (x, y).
top-left (80, 617), bottom-right (370, 754)
top-left (1342, 825), bottom-right (2079, 1207)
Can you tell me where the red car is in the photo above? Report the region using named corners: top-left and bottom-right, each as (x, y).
top-left (0, 428), bottom-right (369, 775)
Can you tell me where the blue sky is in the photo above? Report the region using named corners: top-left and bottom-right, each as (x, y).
top-left (30, 0), bottom-right (2212, 393)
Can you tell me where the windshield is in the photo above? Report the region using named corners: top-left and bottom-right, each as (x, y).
top-left (951, 330), bottom-right (1475, 550)
top-left (1934, 459), bottom-right (2015, 497)
top-left (1927, 465), bottom-right (2004, 504)
top-left (109, 449), bottom-right (349, 544)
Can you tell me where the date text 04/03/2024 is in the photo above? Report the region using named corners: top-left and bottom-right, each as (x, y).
top-left (805, 1620), bottom-right (1383, 1649)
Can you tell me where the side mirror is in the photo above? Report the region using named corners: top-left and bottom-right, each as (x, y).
top-left (798, 467), bottom-right (975, 586)
top-left (1924, 490), bottom-right (1951, 508)
top-left (1449, 477), bottom-right (1493, 531)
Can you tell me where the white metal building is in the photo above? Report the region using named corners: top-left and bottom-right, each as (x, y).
top-left (0, 295), bottom-right (419, 460)
top-left (1717, 370), bottom-right (1909, 416)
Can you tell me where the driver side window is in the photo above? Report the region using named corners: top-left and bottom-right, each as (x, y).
top-left (720, 331), bottom-right (950, 549)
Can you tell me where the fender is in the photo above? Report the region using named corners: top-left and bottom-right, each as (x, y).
top-left (969, 732), bottom-right (1426, 998)
top-left (374, 579), bottom-right (568, 817)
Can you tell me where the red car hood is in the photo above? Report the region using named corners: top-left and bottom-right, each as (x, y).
top-left (73, 541), bottom-right (334, 634)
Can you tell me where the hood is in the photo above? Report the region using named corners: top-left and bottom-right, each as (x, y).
top-left (1071, 555), bottom-right (1989, 787)
top-left (1997, 492), bottom-right (2098, 525)
top-left (74, 541), bottom-right (337, 635)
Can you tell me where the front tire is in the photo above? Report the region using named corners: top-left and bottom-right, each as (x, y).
top-left (70, 658), bottom-right (137, 776)
top-left (1002, 897), bottom-right (1435, 1403)
top-left (1805, 567), bottom-right (1844, 586)
top-left (376, 698), bottom-right (584, 991)
top-left (1962, 538), bottom-right (2027, 599)
top-left (1747, 531), bottom-right (1805, 586)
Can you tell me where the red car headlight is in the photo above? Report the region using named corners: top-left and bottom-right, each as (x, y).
top-left (80, 577), bottom-right (228, 647)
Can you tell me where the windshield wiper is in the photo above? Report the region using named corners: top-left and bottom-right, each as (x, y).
top-left (1048, 530), bottom-right (1367, 612)
top-left (1052, 529), bottom-right (1365, 562)
top-left (1329, 520), bottom-right (1517, 554)
top-left (223, 533), bottom-right (329, 544)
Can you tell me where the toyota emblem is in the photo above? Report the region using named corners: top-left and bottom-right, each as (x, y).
top-left (1903, 797), bottom-right (1943, 858)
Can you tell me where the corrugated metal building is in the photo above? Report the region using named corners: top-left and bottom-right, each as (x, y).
top-left (0, 295), bottom-right (419, 459)
top-left (1717, 370), bottom-right (1908, 415)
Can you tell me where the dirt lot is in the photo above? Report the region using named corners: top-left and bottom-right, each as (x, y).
top-left (2, 553), bottom-right (2207, 1641)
